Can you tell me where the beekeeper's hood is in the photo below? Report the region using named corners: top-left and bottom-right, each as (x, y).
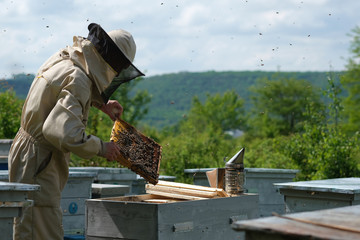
top-left (87, 23), bottom-right (144, 103)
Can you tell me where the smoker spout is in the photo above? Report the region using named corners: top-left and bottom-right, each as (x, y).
top-left (225, 148), bottom-right (245, 167)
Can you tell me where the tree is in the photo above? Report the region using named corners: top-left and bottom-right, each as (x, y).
top-left (341, 26), bottom-right (360, 134)
top-left (160, 91), bottom-right (245, 182)
top-left (248, 75), bottom-right (322, 137)
top-left (186, 90), bottom-right (246, 132)
top-left (0, 89), bottom-right (23, 138)
top-left (112, 77), bottom-right (151, 126)
top-left (285, 77), bottom-right (359, 180)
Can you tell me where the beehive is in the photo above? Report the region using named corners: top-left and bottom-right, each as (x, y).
top-left (110, 119), bottom-right (162, 185)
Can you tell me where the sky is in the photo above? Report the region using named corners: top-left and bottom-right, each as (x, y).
top-left (1, 0), bottom-right (360, 79)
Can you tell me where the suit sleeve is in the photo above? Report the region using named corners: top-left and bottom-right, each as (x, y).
top-left (42, 73), bottom-right (104, 159)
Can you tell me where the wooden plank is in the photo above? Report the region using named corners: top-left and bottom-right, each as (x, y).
top-left (146, 184), bottom-right (218, 198)
top-left (98, 193), bottom-right (169, 202)
top-left (146, 190), bottom-right (207, 200)
top-left (217, 189), bottom-right (229, 197)
top-left (151, 180), bottom-right (229, 197)
top-left (206, 168), bottom-right (225, 190)
top-left (272, 212), bottom-right (360, 234)
top-left (0, 200), bottom-right (33, 208)
top-left (233, 205), bottom-right (360, 239)
top-left (156, 180), bottom-right (220, 192)
top-left (143, 199), bottom-right (183, 204)
top-left (91, 183), bottom-right (130, 198)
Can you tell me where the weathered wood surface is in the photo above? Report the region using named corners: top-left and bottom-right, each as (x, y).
top-left (61, 171), bottom-right (96, 235)
top-left (0, 218), bottom-right (14, 240)
top-left (61, 172), bottom-right (96, 198)
top-left (145, 180), bottom-right (228, 200)
top-left (185, 168), bottom-right (299, 217)
top-left (69, 167), bottom-right (137, 182)
top-left (274, 177), bottom-right (360, 213)
top-left (91, 183), bottom-right (130, 198)
top-left (0, 181), bottom-right (39, 239)
top-left (0, 181), bottom-right (40, 191)
top-left (86, 193), bottom-right (259, 240)
top-left (274, 177), bottom-right (360, 194)
top-left (233, 205), bottom-right (360, 240)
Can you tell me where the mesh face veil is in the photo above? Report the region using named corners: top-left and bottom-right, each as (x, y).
top-left (87, 23), bottom-right (144, 103)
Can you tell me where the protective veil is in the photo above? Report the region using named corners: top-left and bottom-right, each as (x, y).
top-left (8, 23), bottom-right (143, 240)
top-left (87, 23), bottom-right (144, 103)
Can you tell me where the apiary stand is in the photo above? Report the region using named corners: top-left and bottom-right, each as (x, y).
top-left (232, 204), bottom-right (360, 240)
top-left (61, 171), bottom-right (97, 236)
top-left (0, 181), bottom-right (40, 239)
top-left (274, 177), bottom-right (360, 213)
top-left (86, 193), bottom-right (259, 240)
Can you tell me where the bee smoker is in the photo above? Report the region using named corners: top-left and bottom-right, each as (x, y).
top-left (225, 148), bottom-right (245, 195)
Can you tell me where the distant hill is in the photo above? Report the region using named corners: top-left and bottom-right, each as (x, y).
top-left (0, 74), bottom-right (34, 99)
top-left (133, 71), bottom-right (343, 128)
top-left (1, 71), bottom-right (343, 129)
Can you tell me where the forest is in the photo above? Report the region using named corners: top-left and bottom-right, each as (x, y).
top-left (1, 27), bottom-right (360, 183)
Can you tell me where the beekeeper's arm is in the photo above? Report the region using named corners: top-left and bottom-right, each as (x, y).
top-left (42, 74), bottom-right (120, 160)
top-left (95, 100), bottom-right (123, 121)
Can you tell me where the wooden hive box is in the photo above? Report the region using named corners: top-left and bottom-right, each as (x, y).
top-left (233, 205), bottom-right (360, 240)
top-left (0, 182), bottom-right (40, 239)
top-left (274, 177), bottom-right (360, 214)
top-left (61, 171), bottom-right (96, 236)
top-left (85, 182), bottom-right (259, 240)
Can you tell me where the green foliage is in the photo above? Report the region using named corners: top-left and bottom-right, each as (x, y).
top-left (240, 74), bottom-right (360, 181)
top-left (186, 91), bottom-right (246, 132)
top-left (285, 77), bottom-right (360, 180)
top-left (0, 89), bottom-right (23, 138)
top-left (241, 136), bottom-right (295, 170)
top-left (112, 77), bottom-right (151, 126)
top-left (2, 68), bottom-right (359, 183)
top-left (341, 26), bottom-right (360, 133)
top-left (247, 75), bottom-right (322, 137)
top-left (159, 91), bottom-right (245, 182)
top-left (160, 128), bottom-right (235, 183)
top-left (133, 71), bottom-right (339, 129)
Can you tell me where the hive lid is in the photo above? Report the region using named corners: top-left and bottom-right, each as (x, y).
top-left (110, 119), bottom-right (162, 184)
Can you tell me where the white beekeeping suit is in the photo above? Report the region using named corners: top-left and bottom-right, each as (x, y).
top-left (8, 23), bottom-right (144, 240)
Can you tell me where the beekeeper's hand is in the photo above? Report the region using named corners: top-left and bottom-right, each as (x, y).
top-left (101, 142), bottom-right (121, 161)
top-left (100, 100), bottom-right (123, 121)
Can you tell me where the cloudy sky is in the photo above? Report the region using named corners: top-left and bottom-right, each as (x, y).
top-left (1, 0), bottom-right (359, 79)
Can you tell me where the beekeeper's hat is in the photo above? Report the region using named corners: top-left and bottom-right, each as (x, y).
top-left (108, 29), bottom-right (136, 63)
top-left (87, 23), bottom-right (144, 103)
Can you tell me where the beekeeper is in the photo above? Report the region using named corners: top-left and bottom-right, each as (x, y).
top-left (8, 23), bottom-right (144, 240)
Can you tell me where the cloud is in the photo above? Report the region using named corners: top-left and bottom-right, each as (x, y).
top-left (0, 0), bottom-right (359, 78)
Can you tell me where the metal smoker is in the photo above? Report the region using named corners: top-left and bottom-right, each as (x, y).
top-left (225, 148), bottom-right (245, 195)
